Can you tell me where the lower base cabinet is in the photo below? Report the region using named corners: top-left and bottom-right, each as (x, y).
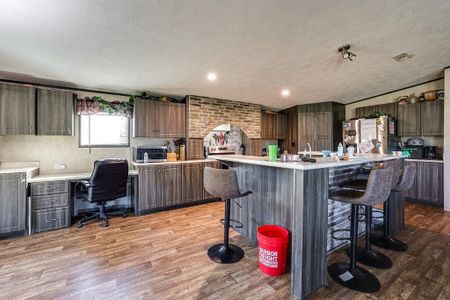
top-left (404, 161), bottom-right (443, 206)
top-left (137, 161), bottom-right (221, 214)
top-left (0, 173), bottom-right (27, 235)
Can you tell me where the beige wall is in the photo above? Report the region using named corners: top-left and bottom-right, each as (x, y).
top-left (0, 90), bottom-right (164, 174)
top-left (444, 68), bottom-right (450, 211)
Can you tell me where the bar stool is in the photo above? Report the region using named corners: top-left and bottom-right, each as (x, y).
top-left (372, 163), bottom-right (416, 251)
top-left (341, 161), bottom-right (401, 268)
top-left (328, 168), bottom-right (393, 293)
top-left (204, 167), bottom-right (252, 264)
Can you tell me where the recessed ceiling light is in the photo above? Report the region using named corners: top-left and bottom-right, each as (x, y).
top-left (207, 73), bottom-right (217, 81)
top-left (281, 89), bottom-right (290, 97)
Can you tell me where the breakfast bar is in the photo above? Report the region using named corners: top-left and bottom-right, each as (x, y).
top-left (211, 154), bottom-right (405, 300)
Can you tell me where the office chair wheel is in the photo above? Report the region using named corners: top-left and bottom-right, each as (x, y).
top-left (78, 222), bottom-right (84, 228)
top-left (102, 221), bottom-right (109, 227)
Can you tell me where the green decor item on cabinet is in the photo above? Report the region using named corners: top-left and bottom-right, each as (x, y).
top-left (268, 145), bottom-right (279, 161)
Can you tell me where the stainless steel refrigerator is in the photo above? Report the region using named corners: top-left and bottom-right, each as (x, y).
top-left (343, 116), bottom-right (399, 154)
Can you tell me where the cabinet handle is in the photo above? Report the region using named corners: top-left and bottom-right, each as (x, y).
top-left (46, 218), bottom-right (57, 223)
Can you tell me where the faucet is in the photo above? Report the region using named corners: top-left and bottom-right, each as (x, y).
top-left (304, 143), bottom-right (312, 158)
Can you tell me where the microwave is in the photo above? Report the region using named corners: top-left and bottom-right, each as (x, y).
top-left (133, 146), bottom-right (168, 163)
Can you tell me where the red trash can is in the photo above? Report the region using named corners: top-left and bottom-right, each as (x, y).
top-left (257, 225), bottom-right (289, 276)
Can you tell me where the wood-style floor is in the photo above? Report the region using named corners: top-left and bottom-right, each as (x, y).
top-left (0, 201), bottom-right (449, 300)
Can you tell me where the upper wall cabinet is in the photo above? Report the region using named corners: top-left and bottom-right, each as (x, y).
top-left (355, 103), bottom-right (398, 119)
top-left (133, 99), bottom-right (185, 138)
top-left (398, 100), bottom-right (443, 137)
top-left (261, 111), bottom-right (286, 140)
top-left (0, 83), bottom-right (36, 135)
top-left (37, 89), bottom-right (74, 136)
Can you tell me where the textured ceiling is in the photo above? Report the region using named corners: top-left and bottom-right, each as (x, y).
top-left (1, 0), bottom-right (450, 109)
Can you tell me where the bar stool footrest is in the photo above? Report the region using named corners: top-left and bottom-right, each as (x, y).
top-left (220, 218), bottom-right (243, 229)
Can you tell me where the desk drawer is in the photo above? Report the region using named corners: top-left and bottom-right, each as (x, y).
top-left (32, 194), bottom-right (69, 210)
top-left (32, 207), bottom-right (70, 233)
top-left (31, 181), bottom-right (69, 196)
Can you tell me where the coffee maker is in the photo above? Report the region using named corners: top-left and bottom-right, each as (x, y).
top-left (424, 146), bottom-right (439, 160)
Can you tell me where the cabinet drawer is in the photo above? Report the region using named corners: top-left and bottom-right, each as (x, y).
top-left (32, 194), bottom-right (69, 210)
top-left (31, 181), bottom-right (69, 196)
top-left (32, 207), bottom-right (70, 233)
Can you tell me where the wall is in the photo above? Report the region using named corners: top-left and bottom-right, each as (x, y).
top-left (345, 79), bottom-right (445, 148)
top-left (188, 95), bottom-right (261, 139)
top-left (444, 68), bottom-right (450, 211)
top-left (0, 91), bottom-right (164, 174)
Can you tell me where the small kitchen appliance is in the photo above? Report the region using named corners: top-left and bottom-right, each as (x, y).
top-left (207, 145), bottom-right (235, 155)
top-left (424, 146), bottom-right (438, 160)
top-left (400, 138), bottom-right (425, 159)
top-left (133, 146), bottom-right (168, 163)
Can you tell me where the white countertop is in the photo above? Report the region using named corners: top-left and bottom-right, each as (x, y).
top-left (209, 154), bottom-right (405, 170)
top-left (405, 159), bottom-right (443, 163)
top-left (0, 162), bottom-right (39, 179)
top-left (27, 169), bottom-right (139, 183)
top-left (132, 158), bottom-right (217, 167)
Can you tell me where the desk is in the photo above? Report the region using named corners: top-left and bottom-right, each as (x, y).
top-left (27, 171), bottom-right (138, 234)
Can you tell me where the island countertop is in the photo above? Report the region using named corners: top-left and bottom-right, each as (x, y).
top-left (209, 154), bottom-right (405, 170)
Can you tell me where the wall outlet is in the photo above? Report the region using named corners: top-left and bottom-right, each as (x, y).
top-left (54, 164), bottom-right (66, 170)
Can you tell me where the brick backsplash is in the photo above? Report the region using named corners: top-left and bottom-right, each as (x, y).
top-left (187, 95), bottom-right (261, 139)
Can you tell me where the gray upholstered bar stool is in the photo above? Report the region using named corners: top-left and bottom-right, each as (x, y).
top-left (328, 168), bottom-right (393, 293)
top-left (372, 163), bottom-right (416, 251)
top-left (204, 167), bottom-right (252, 264)
top-left (341, 160), bottom-right (401, 268)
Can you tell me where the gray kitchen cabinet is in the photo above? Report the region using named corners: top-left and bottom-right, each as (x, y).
top-left (137, 164), bottom-right (182, 213)
top-left (404, 161), bottom-right (443, 206)
top-left (0, 173), bottom-right (27, 235)
top-left (37, 89), bottom-right (74, 136)
top-left (398, 103), bottom-right (421, 136)
top-left (30, 181), bottom-right (71, 233)
top-left (297, 102), bottom-right (345, 152)
top-left (182, 163), bottom-right (204, 203)
top-left (420, 100), bottom-right (444, 136)
top-left (133, 99), bottom-right (186, 138)
top-left (0, 83), bottom-right (36, 135)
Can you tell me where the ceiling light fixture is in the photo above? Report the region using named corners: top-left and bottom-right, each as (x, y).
top-left (281, 89), bottom-right (290, 97)
top-left (338, 44), bottom-right (357, 61)
top-left (207, 73), bottom-right (217, 81)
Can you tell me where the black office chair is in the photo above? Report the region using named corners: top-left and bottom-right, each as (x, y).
top-left (78, 159), bottom-right (129, 228)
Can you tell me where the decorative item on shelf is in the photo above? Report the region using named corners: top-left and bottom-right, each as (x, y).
top-left (365, 111), bottom-right (392, 118)
top-left (408, 93), bottom-right (418, 104)
top-left (76, 95), bottom-right (135, 117)
top-left (418, 93), bottom-right (425, 102)
top-left (424, 90), bottom-right (437, 101)
top-left (397, 96), bottom-right (408, 105)
top-left (141, 92), bottom-right (182, 103)
top-left (436, 90), bottom-right (444, 100)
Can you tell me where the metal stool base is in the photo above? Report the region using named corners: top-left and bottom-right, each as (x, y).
top-left (345, 247), bottom-right (393, 269)
top-left (371, 235), bottom-right (408, 252)
top-left (328, 262), bottom-right (381, 293)
top-left (208, 244), bottom-right (244, 264)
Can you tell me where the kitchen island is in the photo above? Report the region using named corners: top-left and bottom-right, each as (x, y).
top-left (210, 154), bottom-right (404, 300)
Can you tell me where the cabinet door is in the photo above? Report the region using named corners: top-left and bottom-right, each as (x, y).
top-left (250, 139), bottom-right (262, 156)
top-left (133, 99), bottom-right (160, 137)
top-left (276, 114), bottom-right (287, 139)
top-left (298, 112), bottom-right (316, 151)
top-left (261, 112), bottom-right (276, 139)
top-left (420, 100), bottom-right (444, 136)
top-left (416, 162), bottom-right (443, 205)
top-left (159, 102), bottom-right (186, 138)
top-left (316, 111), bottom-right (333, 151)
top-left (138, 165), bottom-right (160, 211)
top-left (0, 173), bottom-right (26, 234)
top-left (160, 165), bottom-right (182, 207)
top-left (398, 103), bottom-right (420, 136)
top-left (204, 161), bottom-right (221, 199)
top-left (403, 161), bottom-right (417, 200)
top-left (187, 138), bottom-right (204, 159)
top-left (182, 163), bottom-right (204, 203)
top-left (37, 89), bottom-right (74, 136)
top-left (0, 83), bottom-right (36, 135)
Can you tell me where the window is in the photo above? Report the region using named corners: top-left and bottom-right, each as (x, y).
top-left (79, 114), bottom-right (129, 147)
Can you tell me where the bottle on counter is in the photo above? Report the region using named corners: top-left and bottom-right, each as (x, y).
top-left (143, 152), bottom-right (149, 163)
top-left (337, 143), bottom-right (344, 159)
